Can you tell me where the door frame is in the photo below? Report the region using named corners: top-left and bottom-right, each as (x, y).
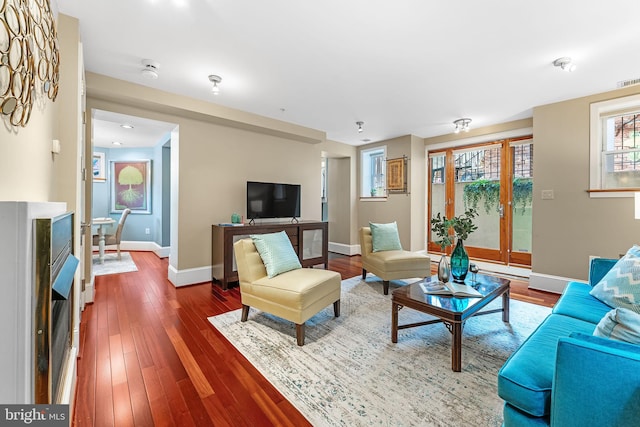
top-left (427, 136), bottom-right (532, 266)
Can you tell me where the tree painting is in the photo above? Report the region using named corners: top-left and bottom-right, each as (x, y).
top-left (110, 160), bottom-right (151, 213)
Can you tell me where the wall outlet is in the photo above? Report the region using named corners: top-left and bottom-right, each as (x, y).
top-left (145, 228), bottom-right (150, 235)
top-left (541, 189), bottom-right (554, 200)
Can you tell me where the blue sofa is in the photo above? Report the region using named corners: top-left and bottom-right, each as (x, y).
top-left (497, 259), bottom-right (640, 426)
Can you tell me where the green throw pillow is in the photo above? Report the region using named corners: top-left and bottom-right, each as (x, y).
top-left (590, 245), bottom-right (640, 314)
top-left (251, 231), bottom-right (302, 278)
top-left (369, 221), bottom-right (402, 252)
top-left (594, 308), bottom-right (640, 344)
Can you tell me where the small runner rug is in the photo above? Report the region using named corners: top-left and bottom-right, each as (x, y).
top-left (92, 252), bottom-right (138, 276)
top-left (208, 275), bottom-right (551, 427)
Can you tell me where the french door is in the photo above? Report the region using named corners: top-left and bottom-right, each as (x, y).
top-left (428, 136), bottom-right (533, 266)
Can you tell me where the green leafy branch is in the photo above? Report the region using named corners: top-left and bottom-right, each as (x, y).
top-left (430, 208), bottom-right (478, 251)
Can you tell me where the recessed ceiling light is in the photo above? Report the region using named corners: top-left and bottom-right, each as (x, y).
top-left (120, 124), bottom-right (134, 129)
top-left (112, 141), bottom-right (122, 146)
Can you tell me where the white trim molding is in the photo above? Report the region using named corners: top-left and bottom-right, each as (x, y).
top-left (428, 253), bottom-right (532, 280)
top-left (329, 242), bottom-right (361, 256)
top-left (168, 264), bottom-right (211, 288)
top-left (529, 272), bottom-right (585, 294)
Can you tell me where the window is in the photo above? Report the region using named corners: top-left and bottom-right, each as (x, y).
top-left (590, 94), bottom-right (640, 196)
top-left (361, 146), bottom-right (386, 197)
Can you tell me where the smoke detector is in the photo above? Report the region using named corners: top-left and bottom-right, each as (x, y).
top-left (141, 59), bottom-right (159, 79)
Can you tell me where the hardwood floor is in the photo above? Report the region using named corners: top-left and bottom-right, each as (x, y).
top-left (73, 251), bottom-right (559, 426)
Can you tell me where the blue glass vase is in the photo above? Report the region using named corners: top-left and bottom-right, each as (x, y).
top-left (450, 239), bottom-right (469, 283)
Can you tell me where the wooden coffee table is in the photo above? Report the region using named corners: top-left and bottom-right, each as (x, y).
top-left (391, 273), bottom-right (510, 372)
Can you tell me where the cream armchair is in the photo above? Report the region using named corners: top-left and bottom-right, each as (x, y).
top-left (360, 226), bottom-right (431, 295)
top-left (233, 238), bottom-right (342, 346)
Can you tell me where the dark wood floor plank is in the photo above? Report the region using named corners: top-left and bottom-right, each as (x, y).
top-left (141, 366), bottom-right (175, 427)
top-left (123, 350), bottom-right (155, 427)
top-left (93, 318), bottom-right (114, 427)
top-left (73, 250), bottom-right (558, 426)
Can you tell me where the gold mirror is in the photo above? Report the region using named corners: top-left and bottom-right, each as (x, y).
top-left (0, 0), bottom-right (59, 127)
top-left (1, 95), bottom-right (16, 114)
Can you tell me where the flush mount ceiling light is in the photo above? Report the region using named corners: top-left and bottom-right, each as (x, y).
top-left (120, 124), bottom-right (134, 129)
top-left (141, 59), bottom-right (160, 79)
top-left (553, 57), bottom-right (576, 72)
top-left (209, 75), bottom-right (222, 95)
top-left (453, 118), bottom-right (472, 133)
top-left (356, 121), bottom-right (364, 133)
top-left (112, 141), bottom-right (123, 146)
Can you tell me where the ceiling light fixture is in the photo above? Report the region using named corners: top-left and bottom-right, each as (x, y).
top-left (553, 57), bottom-right (576, 72)
top-left (112, 141), bottom-right (122, 146)
top-left (120, 124), bottom-right (134, 129)
top-left (453, 118), bottom-right (472, 133)
top-left (356, 121), bottom-right (364, 133)
top-left (208, 75), bottom-right (222, 95)
top-left (141, 59), bottom-right (160, 79)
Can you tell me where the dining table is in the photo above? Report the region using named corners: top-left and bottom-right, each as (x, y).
top-left (92, 217), bottom-right (115, 264)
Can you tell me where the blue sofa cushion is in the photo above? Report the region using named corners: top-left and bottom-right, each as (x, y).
top-left (551, 333), bottom-right (640, 427)
top-left (503, 403), bottom-right (549, 427)
top-left (552, 281), bottom-right (612, 324)
top-left (588, 257), bottom-right (618, 286)
top-left (497, 314), bottom-right (596, 418)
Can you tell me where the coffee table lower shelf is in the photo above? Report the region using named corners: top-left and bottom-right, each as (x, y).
top-left (391, 275), bottom-right (510, 372)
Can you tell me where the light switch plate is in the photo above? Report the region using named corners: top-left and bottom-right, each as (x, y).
top-left (541, 190), bottom-right (554, 200)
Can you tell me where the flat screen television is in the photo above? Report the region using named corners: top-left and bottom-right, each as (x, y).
top-left (247, 181), bottom-right (301, 221)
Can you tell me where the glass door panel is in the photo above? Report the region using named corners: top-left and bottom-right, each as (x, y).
top-left (453, 145), bottom-right (502, 260)
top-left (428, 154), bottom-right (447, 252)
top-left (510, 141), bottom-right (533, 265)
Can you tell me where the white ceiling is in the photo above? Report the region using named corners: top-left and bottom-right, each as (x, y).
top-left (91, 110), bottom-right (176, 148)
top-left (57, 0), bottom-right (640, 147)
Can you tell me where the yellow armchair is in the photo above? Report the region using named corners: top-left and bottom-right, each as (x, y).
top-left (233, 238), bottom-right (341, 346)
top-left (360, 226), bottom-right (431, 295)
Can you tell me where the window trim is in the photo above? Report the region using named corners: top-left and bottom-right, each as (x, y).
top-left (589, 94), bottom-right (640, 198)
top-left (360, 146), bottom-right (387, 199)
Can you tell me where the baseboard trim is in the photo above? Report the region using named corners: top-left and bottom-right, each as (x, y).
top-left (329, 242), bottom-right (360, 256)
top-left (84, 275), bottom-right (95, 304)
top-left (529, 272), bottom-right (583, 294)
top-left (168, 264), bottom-right (211, 288)
top-left (428, 253), bottom-right (533, 279)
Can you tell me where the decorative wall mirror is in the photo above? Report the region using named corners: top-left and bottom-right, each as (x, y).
top-left (0, 0), bottom-right (59, 127)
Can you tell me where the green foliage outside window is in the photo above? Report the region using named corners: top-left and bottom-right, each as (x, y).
top-left (462, 178), bottom-right (532, 215)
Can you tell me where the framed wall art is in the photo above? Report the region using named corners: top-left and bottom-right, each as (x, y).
top-left (92, 152), bottom-right (106, 182)
top-left (387, 156), bottom-right (408, 194)
top-left (110, 160), bottom-right (151, 213)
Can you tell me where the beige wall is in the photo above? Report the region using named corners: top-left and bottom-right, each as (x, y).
top-left (532, 85), bottom-right (640, 281)
top-left (0, 86), bottom-right (56, 200)
top-left (357, 135), bottom-right (426, 251)
top-left (327, 157), bottom-right (351, 245)
top-left (85, 75), bottom-right (355, 273)
top-left (409, 135), bottom-right (426, 251)
top-left (318, 139), bottom-right (358, 247)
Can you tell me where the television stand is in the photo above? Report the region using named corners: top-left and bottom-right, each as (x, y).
top-left (211, 221), bottom-right (328, 291)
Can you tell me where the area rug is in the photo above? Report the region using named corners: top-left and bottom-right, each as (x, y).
top-left (92, 252), bottom-right (138, 276)
top-left (208, 275), bottom-right (551, 427)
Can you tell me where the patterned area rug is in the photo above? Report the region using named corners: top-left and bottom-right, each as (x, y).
top-left (208, 275), bottom-right (551, 426)
top-left (92, 252), bottom-right (138, 276)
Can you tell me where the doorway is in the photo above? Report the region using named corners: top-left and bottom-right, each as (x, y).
top-left (427, 136), bottom-right (533, 266)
